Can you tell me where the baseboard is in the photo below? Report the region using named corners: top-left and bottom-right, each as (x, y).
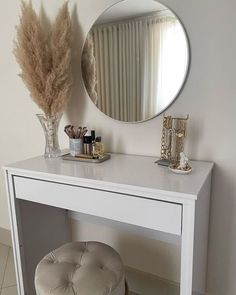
top-left (0, 227), bottom-right (12, 246)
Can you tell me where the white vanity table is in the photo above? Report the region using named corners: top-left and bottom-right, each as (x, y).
top-left (4, 153), bottom-right (213, 295)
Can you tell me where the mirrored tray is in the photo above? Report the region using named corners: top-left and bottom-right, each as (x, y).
top-left (62, 153), bottom-right (111, 163)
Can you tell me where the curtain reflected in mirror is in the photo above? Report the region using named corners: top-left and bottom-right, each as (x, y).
top-left (82, 0), bottom-right (189, 122)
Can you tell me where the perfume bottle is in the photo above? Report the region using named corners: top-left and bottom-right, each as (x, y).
top-left (93, 136), bottom-right (104, 157)
top-left (91, 130), bottom-right (98, 158)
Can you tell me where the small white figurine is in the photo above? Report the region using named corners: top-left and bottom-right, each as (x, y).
top-left (169, 152), bottom-right (192, 174)
top-left (178, 152), bottom-right (189, 170)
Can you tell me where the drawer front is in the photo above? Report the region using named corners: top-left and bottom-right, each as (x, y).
top-left (13, 176), bottom-right (182, 235)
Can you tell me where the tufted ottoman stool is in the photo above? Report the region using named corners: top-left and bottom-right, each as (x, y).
top-left (35, 241), bottom-right (127, 295)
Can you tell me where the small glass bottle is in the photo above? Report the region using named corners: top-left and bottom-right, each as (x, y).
top-left (83, 136), bottom-right (92, 155)
top-left (94, 136), bottom-right (105, 157)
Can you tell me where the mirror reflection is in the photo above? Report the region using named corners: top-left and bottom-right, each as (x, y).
top-left (82, 0), bottom-right (189, 122)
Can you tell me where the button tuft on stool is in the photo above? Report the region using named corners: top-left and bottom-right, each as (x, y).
top-left (35, 241), bottom-right (126, 295)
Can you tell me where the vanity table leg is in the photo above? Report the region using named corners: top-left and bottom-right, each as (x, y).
top-left (180, 201), bottom-right (195, 295)
top-left (4, 172), bottom-right (71, 295)
top-left (4, 172), bottom-right (26, 295)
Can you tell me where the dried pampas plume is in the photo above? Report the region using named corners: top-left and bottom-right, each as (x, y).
top-left (14, 1), bottom-right (73, 117)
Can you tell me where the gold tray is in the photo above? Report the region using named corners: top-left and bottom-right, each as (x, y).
top-left (62, 153), bottom-right (111, 163)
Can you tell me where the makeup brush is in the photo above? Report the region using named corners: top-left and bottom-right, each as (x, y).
top-left (64, 125), bottom-right (88, 139)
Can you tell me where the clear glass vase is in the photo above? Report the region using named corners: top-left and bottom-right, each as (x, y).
top-left (37, 113), bottom-right (62, 158)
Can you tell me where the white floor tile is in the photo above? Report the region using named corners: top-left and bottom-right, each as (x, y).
top-left (2, 249), bottom-right (16, 288)
top-left (0, 229), bottom-right (12, 247)
top-left (0, 244), bottom-right (9, 288)
top-left (1, 285), bottom-right (17, 295)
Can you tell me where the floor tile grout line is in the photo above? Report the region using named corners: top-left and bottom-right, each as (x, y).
top-left (0, 243), bottom-right (11, 248)
top-left (0, 247), bottom-right (11, 290)
top-left (1, 284), bottom-right (17, 289)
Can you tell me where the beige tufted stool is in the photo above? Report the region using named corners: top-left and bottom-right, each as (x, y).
top-left (35, 241), bottom-right (126, 295)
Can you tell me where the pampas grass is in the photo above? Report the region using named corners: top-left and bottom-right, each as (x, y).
top-left (14, 1), bottom-right (73, 117)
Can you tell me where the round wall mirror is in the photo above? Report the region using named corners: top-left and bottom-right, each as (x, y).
top-left (81, 0), bottom-right (190, 123)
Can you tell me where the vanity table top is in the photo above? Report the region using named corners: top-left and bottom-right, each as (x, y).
top-left (4, 153), bottom-right (213, 201)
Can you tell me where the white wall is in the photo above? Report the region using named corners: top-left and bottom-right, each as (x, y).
top-left (0, 0), bottom-right (236, 294)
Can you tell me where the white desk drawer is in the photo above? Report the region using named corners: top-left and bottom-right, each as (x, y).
top-left (14, 176), bottom-right (182, 235)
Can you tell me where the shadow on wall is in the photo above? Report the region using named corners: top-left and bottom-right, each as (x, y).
top-left (40, 3), bottom-right (51, 33)
top-left (65, 4), bottom-right (87, 126)
top-left (70, 216), bottom-right (181, 283)
top-left (187, 116), bottom-right (205, 160)
top-left (116, 233), bottom-right (181, 283)
top-left (207, 163), bottom-right (235, 294)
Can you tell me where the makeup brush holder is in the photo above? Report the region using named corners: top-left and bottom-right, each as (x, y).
top-left (69, 138), bottom-right (83, 156)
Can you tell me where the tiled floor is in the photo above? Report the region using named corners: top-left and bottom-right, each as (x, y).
top-left (0, 243), bottom-right (17, 295)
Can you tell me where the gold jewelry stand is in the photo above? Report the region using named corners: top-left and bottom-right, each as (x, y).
top-left (157, 114), bottom-right (189, 166)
